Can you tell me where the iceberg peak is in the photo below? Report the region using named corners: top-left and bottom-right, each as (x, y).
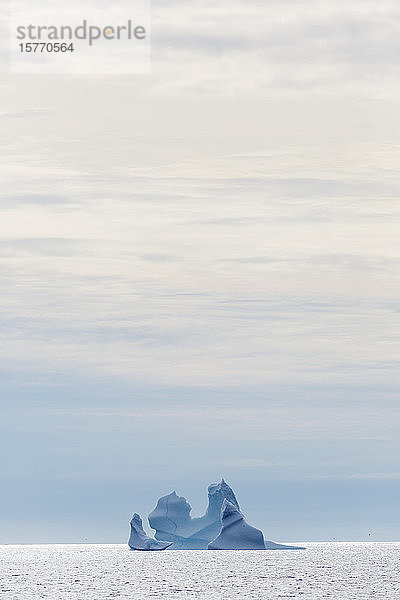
top-left (208, 500), bottom-right (266, 550)
top-left (206, 478), bottom-right (240, 519)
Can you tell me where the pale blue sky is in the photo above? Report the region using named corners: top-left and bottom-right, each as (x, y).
top-left (1, 0), bottom-right (400, 542)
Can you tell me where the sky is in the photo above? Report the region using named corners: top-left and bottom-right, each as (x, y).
top-left (1, 0), bottom-right (400, 543)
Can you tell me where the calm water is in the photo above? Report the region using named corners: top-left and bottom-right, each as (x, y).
top-left (1, 543), bottom-right (399, 599)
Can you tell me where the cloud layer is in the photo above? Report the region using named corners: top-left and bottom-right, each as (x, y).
top-left (1, 0), bottom-right (400, 541)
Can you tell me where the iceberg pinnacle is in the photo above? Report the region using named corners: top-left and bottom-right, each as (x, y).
top-left (208, 500), bottom-right (266, 550)
top-left (206, 478), bottom-right (240, 518)
top-left (128, 513), bottom-right (172, 551)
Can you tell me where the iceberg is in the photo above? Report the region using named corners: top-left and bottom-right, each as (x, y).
top-left (144, 478), bottom-right (304, 550)
top-left (128, 513), bottom-right (172, 551)
top-left (148, 479), bottom-right (239, 549)
top-left (208, 500), bottom-right (266, 550)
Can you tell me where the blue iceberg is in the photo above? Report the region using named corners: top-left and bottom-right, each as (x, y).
top-left (148, 479), bottom-right (240, 549)
top-left (128, 513), bottom-right (172, 551)
top-left (208, 500), bottom-right (266, 550)
top-left (134, 478), bottom-right (304, 550)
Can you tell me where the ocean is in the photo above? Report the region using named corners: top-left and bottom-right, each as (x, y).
top-left (1, 543), bottom-right (399, 599)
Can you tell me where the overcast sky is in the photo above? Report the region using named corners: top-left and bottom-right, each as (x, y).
top-left (1, 0), bottom-right (400, 543)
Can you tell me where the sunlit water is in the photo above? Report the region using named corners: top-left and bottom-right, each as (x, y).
top-left (1, 543), bottom-right (399, 599)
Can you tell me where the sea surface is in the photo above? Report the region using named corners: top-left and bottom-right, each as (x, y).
top-left (1, 543), bottom-right (399, 599)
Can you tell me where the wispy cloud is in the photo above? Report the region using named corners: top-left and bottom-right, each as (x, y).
top-left (150, 0), bottom-right (400, 96)
top-left (309, 473), bottom-right (400, 480)
top-left (0, 109), bottom-right (52, 119)
top-left (47, 404), bottom-right (400, 442)
top-left (0, 238), bottom-right (86, 257)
